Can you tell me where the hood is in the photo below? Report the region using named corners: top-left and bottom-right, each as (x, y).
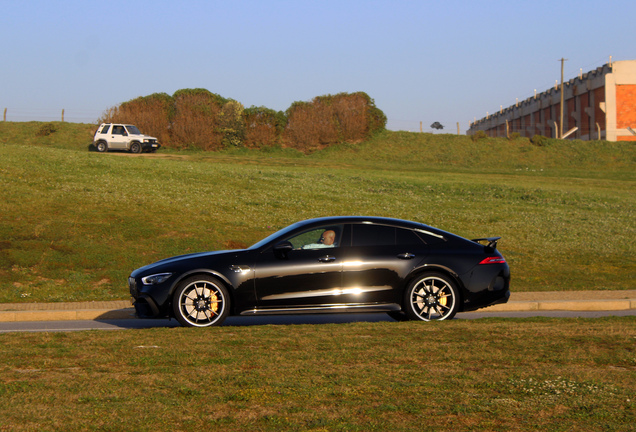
top-left (132, 249), bottom-right (246, 276)
top-left (132, 133), bottom-right (158, 140)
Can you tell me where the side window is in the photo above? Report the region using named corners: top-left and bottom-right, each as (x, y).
top-left (396, 227), bottom-right (426, 246)
top-left (287, 226), bottom-right (342, 250)
top-left (112, 126), bottom-right (125, 135)
top-left (100, 125), bottom-right (111, 134)
top-left (352, 224), bottom-right (395, 247)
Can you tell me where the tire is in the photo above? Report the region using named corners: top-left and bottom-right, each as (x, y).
top-left (403, 273), bottom-right (459, 321)
top-left (96, 141), bottom-right (108, 152)
top-left (172, 275), bottom-right (230, 327)
top-left (130, 142), bottom-right (142, 154)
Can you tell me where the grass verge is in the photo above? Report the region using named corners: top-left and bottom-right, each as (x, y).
top-left (0, 317), bottom-right (634, 431)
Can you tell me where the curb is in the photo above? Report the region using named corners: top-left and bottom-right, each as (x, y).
top-left (486, 299), bottom-right (636, 312)
top-left (0, 308), bottom-right (136, 323)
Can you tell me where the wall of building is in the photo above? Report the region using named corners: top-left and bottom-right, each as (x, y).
top-left (468, 60), bottom-right (636, 141)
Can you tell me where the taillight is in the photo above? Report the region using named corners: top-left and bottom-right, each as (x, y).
top-left (479, 257), bottom-right (506, 264)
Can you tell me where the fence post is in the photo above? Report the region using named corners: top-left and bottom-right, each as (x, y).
top-left (61, 109), bottom-right (65, 122)
top-left (3, 108), bottom-right (6, 122)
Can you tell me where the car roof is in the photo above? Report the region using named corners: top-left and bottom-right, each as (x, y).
top-left (297, 216), bottom-right (460, 241)
top-left (297, 216), bottom-right (427, 228)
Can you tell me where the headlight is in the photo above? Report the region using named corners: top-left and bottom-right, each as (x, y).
top-left (141, 273), bottom-right (172, 285)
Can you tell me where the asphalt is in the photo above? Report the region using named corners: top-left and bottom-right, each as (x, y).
top-left (0, 290), bottom-right (635, 322)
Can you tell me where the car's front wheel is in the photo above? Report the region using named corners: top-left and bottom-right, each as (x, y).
top-left (130, 142), bottom-right (142, 154)
top-left (404, 273), bottom-right (459, 321)
top-left (172, 276), bottom-right (230, 327)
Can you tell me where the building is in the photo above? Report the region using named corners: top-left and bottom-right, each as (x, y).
top-left (468, 59), bottom-right (636, 142)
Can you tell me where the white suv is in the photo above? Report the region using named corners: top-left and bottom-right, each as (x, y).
top-left (93, 123), bottom-right (161, 153)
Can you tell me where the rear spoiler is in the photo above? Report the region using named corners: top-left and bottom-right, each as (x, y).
top-left (471, 237), bottom-right (501, 250)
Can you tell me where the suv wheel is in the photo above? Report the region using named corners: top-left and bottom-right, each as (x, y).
top-left (96, 141), bottom-right (108, 153)
top-left (130, 142), bottom-right (142, 154)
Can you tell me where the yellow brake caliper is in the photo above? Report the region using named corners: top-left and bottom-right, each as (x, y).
top-left (210, 293), bottom-right (219, 313)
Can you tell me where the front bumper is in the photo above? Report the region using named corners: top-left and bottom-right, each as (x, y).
top-left (132, 296), bottom-right (162, 318)
top-left (141, 142), bottom-right (161, 152)
top-left (129, 276), bottom-right (164, 318)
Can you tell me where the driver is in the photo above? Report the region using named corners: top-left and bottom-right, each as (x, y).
top-left (303, 230), bottom-right (336, 249)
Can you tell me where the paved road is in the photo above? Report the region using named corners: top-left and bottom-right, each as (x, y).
top-left (1, 310), bottom-right (634, 333)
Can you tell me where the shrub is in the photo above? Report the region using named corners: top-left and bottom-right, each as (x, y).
top-left (284, 92), bottom-right (387, 152)
top-left (36, 123), bottom-right (57, 137)
top-left (243, 106), bottom-right (286, 148)
top-left (284, 100), bottom-right (338, 152)
top-left (219, 100), bottom-right (245, 148)
top-left (471, 130), bottom-right (487, 142)
top-left (35, 123), bottom-right (57, 137)
top-left (171, 89), bottom-right (228, 150)
top-left (509, 132), bottom-right (521, 140)
top-left (99, 90), bottom-right (386, 152)
top-left (531, 135), bottom-right (548, 147)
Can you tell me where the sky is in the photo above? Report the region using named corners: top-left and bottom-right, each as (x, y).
top-left (1, 0), bottom-right (635, 133)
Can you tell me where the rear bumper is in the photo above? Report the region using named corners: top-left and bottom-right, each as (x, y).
top-left (463, 289), bottom-right (510, 312)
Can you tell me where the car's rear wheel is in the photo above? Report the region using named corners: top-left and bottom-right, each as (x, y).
top-left (172, 276), bottom-right (230, 327)
top-left (130, 142), bottom-right (142, 154)
top-left (404, 273), bottom-right (459, 321)
top-left (96, 141), bottom-right (108, 152)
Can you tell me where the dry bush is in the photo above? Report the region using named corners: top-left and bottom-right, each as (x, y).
top-left (331, 93), bottom-right (368, 141)
top-left (171, 89), bottom-right (227, 150)
top-left (98, 90), bottom-right (386, 152)
top-left (284, 92), bottom-right (386, 152)
top-left (243, 107), bottom-right (285, 148)
top-left (284, 100), bottom-right (338, 152)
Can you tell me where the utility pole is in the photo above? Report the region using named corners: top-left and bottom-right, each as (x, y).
top-left (559, 57), bottom-right (567, 139)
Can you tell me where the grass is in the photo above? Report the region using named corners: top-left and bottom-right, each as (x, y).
top-left (0, 122), bottom-right (635, 303)
top-left (0, 317), bottom-right (634, 431)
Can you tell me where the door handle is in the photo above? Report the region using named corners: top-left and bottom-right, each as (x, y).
top-left (397, 253), bottom-right (415, 260)
top-left (318, 255), bottom-right (336, 263)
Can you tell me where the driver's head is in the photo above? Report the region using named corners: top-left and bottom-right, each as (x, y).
top-left (320, 230), bottom-right (336, 246)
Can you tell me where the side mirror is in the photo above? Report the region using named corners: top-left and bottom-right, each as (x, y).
top-left (274, 241), bottom-right (293, 259)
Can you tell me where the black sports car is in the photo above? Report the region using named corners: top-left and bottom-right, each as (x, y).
top-left (128, 217), bottom-right (510, 327)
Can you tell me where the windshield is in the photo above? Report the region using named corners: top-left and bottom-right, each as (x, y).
top-left (125, 125), bottom-right (141, 135)
top-left (248, 221), bottom-right (307, 250)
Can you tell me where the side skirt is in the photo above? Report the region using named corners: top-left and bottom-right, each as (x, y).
top-left (240, 303), bottom-right (401, 316)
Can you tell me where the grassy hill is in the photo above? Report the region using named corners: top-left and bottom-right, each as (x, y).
top-left (0, 121), bottom-right (634, 303)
